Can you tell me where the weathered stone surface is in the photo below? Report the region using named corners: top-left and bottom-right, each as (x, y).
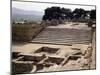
top-left (34, 47), bottom-right (60, 54)
top-left (84, 46), bottom-right (93, 59)
top-left (18, 54), bottom-right (45, 64)
top-left (12, 61), bottom-right (34, 74)
top-left (12, 22), bottom-right (95, 73)
top-left (12, 52), bottom-right (21, 59)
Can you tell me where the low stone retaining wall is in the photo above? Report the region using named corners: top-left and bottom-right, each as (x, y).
top-left (12, 60), bottom-right (33, 74)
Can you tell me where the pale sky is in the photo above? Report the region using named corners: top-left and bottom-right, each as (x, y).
top-left (12, 0), bottom-right (95, 13)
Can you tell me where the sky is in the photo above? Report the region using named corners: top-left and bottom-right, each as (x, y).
top-left (12, 0), bottom-right (95, 13)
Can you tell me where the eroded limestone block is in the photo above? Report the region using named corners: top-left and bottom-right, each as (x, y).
top-left (84, 46), bottom-right (93, 59)
top-left (77, 45), bottom-right (93, 69)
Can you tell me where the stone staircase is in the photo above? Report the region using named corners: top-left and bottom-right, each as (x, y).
top-left (31, 28), bottom-right (92, 44)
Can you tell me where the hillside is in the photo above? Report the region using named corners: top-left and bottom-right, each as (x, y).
top-left (12, 7), bottom-right (44, 22)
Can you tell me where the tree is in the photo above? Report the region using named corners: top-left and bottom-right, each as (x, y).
top-left (42, 7), bottom-right (73, 21)
top-left (90, 10), bottom-right (96, 20)
top-left (61, 8), bottom-right (73, 20)
top-left (73, 8), bottom-right (85, 19)
top-left (42, 6), bottom-right (94, 22)
top-left (43, 7), bottom-right (62, 21)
